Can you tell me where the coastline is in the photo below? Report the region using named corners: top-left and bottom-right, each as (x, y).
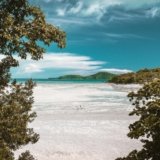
top-left (16, 82), bottom-right (141, 160)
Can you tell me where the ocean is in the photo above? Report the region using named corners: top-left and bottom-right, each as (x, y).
top-left (16, 81), bottom-right (141, 160)
top-left (15, 79), bottom-right (106, 84)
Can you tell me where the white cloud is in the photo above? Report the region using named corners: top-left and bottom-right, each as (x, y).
top-left (37, 0), bottom-right (160, 28)
top-left (52, 0), bottom-right (122, 22)
top-left (14, 53), bottom-right (106, 76)
top-left (0, 54), bottom-right (135, 78)
top-left (56, 2), bottom-right (83, 17)
top-left (146, 7), bottom-right (160, 18)
top-left (34, 0), bottom-right (160, 29)
top-left (105, 33), bottom-right (145, 40)
top-left (84, 3), bottom-right (102, 15)
top-left (71, 0), bottom-right (121, 20)
top-left (100, 68), bottom-right (133, 74)
top-left (68, 1), bottom-right (83, 14)
top-left (58, 0), bottom-right (159, 21)
top-left (47, 17), bottom-right (88, 27)
top-left (56, 8), bottom-right (66, 16)
top-left (23, 64), bottom-right (43, 73)
top-left (106, 33), bottom-right (127, 38)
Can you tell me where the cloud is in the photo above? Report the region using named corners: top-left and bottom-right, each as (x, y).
top-left (146, 7), bottom-right (160, 18)
top-left (56, 8), bottom-right (66, 16)
top-left (82, 3), bottom-right (105, 20)
top-left (30, 0), bottom-right (160, 35)
top-left (47, 17), bottom-right (88, 27)
top-left (100, 68), bottom-right (133, 74)
top-left (13, 53), bottom-right (106, 77)
top-left (34, 0), bottom-right (160, 20)
top-left (105, 33), bottom-right (146, 40)
top-left (23, 64), bottom-right (43, 73)
top-left (56, 1), bottom-right (83, 17)
top-left (68, 1), bottom-right (83, 14)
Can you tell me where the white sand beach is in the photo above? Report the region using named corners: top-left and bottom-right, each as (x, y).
top-left (17, 82), bottom-right (141, 160)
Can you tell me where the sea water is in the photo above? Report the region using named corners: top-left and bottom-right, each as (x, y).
top-left (16, 81), bottom-right (141, 160)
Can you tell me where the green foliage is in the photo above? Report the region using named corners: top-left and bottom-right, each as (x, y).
top-left (86, 72), bottom-right (115, 80)
top-left (57, 74), bottom-right (85, 80)
top-left (18, 151), bottom-right (35, 160)
top-left (50, 72), bottom-right (115, 81)
top-left (109, 68), bottom-right (160, 84)
top-left (116, 79), bottom-right (160, 160)
top-left (0, 0), bottom-right (66, 60)
top-left (0, 0), bottom-right (66, 159)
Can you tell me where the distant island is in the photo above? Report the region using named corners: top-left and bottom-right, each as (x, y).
top-left (48, 72), bottom-right (115, 81)
top-left (109, 68), bottom-right (160, 84)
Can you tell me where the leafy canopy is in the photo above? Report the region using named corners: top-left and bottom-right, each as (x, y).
top-left (116, 79), bottom-right (160, 160)
top-left (109, 68), bottom-right (160, 84)
top-left (0, 0), bottom-right (66, 159)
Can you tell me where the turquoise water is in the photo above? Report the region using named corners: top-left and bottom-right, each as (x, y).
top-left (14, 79), bottom-right (106, 84)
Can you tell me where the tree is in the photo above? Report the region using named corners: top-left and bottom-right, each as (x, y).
top-left (0, 0), bottom-right (66, 159)
top-left (116, 79), bottom-right (160, 160)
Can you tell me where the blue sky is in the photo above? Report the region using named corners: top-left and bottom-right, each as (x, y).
top-left (13, 0), bottom-right (160, 78)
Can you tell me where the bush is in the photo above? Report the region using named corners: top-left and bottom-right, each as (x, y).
top-left (116, 79), bottom-right (160, 160)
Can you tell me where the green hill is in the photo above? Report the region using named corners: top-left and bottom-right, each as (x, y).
top-left (58, 75), bottom-right (85, 80)
top-left (109, 68), bottom-right (160, 84)
top-left (85, 72), bottom-right (115, 80)
top-left (49, 72), bottom-right (115, 81)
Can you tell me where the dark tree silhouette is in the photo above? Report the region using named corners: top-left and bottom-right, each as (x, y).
top-left (0, 0), bottom-right (66, 159)
top-left (116, 79), bottom-right (160, 160)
